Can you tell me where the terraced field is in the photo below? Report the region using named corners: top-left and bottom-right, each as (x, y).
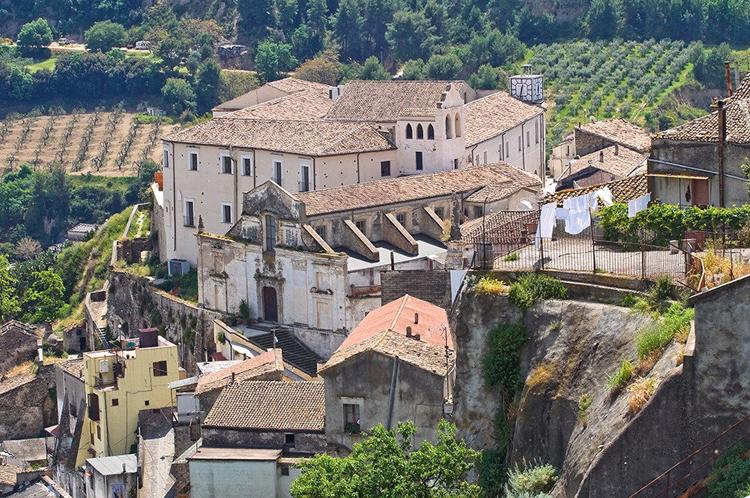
top-left (0, 109), bottom-right (179, 175)
top-left (528, 39), bottom-right (702, 145)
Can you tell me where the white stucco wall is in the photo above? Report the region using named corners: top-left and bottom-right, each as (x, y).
top-left (189, 460), bottom-right (279, 498)
top-left (467, 114), bottom-right (545, 180)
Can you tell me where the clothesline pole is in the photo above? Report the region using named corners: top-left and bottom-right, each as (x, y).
top-left (539, 232), bottom-right (545, 271)
top-left (589, 208), bottom-right (596, 274)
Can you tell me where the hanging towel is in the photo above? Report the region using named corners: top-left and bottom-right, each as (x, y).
top-left (628, 193), bottom-right (651, 218)
top-left (539, 202), bottom-right (557, 239)
top-left (555, 208), bottom-right (570, 220)
top-left (596, 187), bottom-right (614, 207)
top-left (563, 194), bottom-right (592, 234)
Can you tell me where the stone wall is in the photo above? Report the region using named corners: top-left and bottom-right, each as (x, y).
top-left (0, 322), bottom-right (38, 374)
top-left (0, 365), bottom-right (56, 440)
top-left (107, 270), bottom-right (226, 374)
top-left (117, 237), bottom-right (152, 264)
top-left (574, 127), bottom-right (614, 156)
top-left (202, 428), bottom-right (326, 454)
top-left (381, 270), bottom-right (452, 309)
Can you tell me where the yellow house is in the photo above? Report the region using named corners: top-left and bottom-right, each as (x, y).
top-left (75, 333), bottom-right (179, 467)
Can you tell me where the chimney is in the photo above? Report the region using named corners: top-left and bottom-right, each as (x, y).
top-left (725, 61), bottom-right (734, 97)
top-left (231, 371), bottom-right (236, 384)
top-left (717, 99), bottom-right (727, 207)
top-left (614, 144), bottom-right (619, 156)
top-left (414, 313), bottom-right (419, 325)
top-left (413, 334), bottom-right (421, 341)
top-left (406, 326), bottom-right (412, 337)
top-left (599, 151), bottom-right (604, 163)
top-left (37, 339), bottom-right (43, 367)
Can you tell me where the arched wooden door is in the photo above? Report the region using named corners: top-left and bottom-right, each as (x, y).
top-left (262, 286), bottom-right (278, 322)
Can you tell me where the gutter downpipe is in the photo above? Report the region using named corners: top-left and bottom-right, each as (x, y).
top-left (717, 99), bottom-right (727, 208)
top-left (171, 142), bottom-right (177, 253)
top-left (386, 357), bottom-right (400, 429)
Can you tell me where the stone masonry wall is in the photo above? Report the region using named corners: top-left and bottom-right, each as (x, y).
top-left (0, 365), bottom-right (56, 439)
top-left (381, 270), bottom-right (452, 309)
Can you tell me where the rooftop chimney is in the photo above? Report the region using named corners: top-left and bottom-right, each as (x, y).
top-left (614, 144), bottom-right (619, 156)
top-left (599, 151), bottom-right (604, 163)
top-left (231, 371), bottom-right (236, 384)
top-left (414, 313), bottom-right (419, 325)
top-left (725, 61), bottom-right (734, 97)
top-left (406, 326), bottom-right (412, 337)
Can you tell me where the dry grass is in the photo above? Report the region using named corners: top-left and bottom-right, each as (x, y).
top-left (674, 347), bottom-right (685, 367)
top-left (5, 361), bottom-right (34, 378)
top-left (527, 363), bottom-right (557, 393)
top-left (473, 275), bottom-right (510, 295)
top-left (700, 249), bottom-right (750, 289)
top-left (637, 350), bottom-right (661, 375)
top-left (627, 377), bottom-right (657, 415)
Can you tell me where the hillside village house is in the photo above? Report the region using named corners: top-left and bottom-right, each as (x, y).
top-left (650, 74), bottom-right (750, 207)
top-left (319, 295), bottom-right (455, 451)
top-left (195, 164), bottom-right (541, 345)
top-left (158, 77), bottom-right (545, 265)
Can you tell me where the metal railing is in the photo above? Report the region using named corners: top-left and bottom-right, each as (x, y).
top-left (629, 414), bottom-right (750, 498)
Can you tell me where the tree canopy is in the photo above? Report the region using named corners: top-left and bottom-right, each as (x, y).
top-left (290, 421), bottom-right (479, 498)
top-left (17, 18), bottom-right (53, 48)
top-left (84, 20), bottom-right (127, 52)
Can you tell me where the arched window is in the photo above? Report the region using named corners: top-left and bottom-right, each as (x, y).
top-left (406, 123), bottom-right (413, 139)
top-left (445, 115), bottom-right (452, 139)
top-left (427, 124), bottom-right (435, 139)
top-left (416, 124), bottom-right (424, 139)
top-left (454, 114), bottom-right (462, 138)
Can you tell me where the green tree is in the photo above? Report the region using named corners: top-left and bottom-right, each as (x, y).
top-left (426, 53), bottom-right (461, 79)
top-left (400, 59), bottom-right (426, 80)
top-left (239, 0), bottom-right (274, 40)
top-left (291, 421), bottom-right (479, 498)
top-left (194, 59), bottom-right (222, 114)
top-left (161, 78), bottom-right (197, 115)
top-left (255, 40), bottom-right (298, 82)
top-left (386, 9), bottom-right (437, 62)
top-left (17, 18), bottom-right (53, 48)
top-left (469, 64), bottom-right (500, 90)
top-left (0, 254), bottom-right (20, 322)
top-left (364, 0), bottom-right (396, 58)
top-left (333, 0), bottom-right (366, 61)
top-left (294, 50), bottom-right (341, 85)
top-left (359, 56), bottom-right (390, 80)
top-left (22, 269), bottom-right (66, 323)
top-left (84, 20), bottom-right (126, 52)
top-left (587, 0), bottom-right (619, 39)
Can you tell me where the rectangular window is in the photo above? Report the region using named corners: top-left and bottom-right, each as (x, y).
top-left (112, 398), bottom-right (119, 407)
top-left (145, 400), bottom-right (150, 406)
top-left (280, 464), bottom-right (290, 476)
top-left (474, 206), bottom-right (483, 218)
top-left (87, 393), bottom-right (99, 421)
top-left (242, 156), bottom-right (252, 176)
top-left (355, 220), bottom-right (366, 235)
top-left (475, 155), bottom-right (479, 165)
top-left (183, 200), bottom-right (195, 227)
top-left (221, 203), bottom-right (232, 224)
top-left (315, 225), bottom-right (327, 240)
top-left (396, 213), bottom-right (406, 225)
top-left (453, 158), bottom-right (458, 169)
top-left (483, 151), bottom-right (488, 165)
top-left (163, 150), bottom-right (169, 168)
top-left (343, 403), bottom-right (361, 433)
top-left (506, 141), bottom-right (510, 157)
top-left (285, 433), bottom-right (295, 447)
top-left (434, 207), bottom-right (444, 219)
top-left (380, 160), bottom-right (391, 177)
top-left (299, 164), bottom-right (310, 192)
top-left (97, 425), bottom-right (101, 440)
top-left (273, 161), bottom-right (283, 184)
top-left (265, 215), bottom-right (277, 251)
top-left (188, 151), bottom-right (198, 171)
top-left (500, 141), bottom-right (504, 161)
top-left (527, 130), bottom-right (531, 147)
top-left (415, 151), bottom-right (423, 171)
top-left (221, 154), bottom-right (233, 174)
top-left (518, 136), bottom-right (522, 151)
top-left (535, 121), bottom-right (539, 144)
top-left (152, 361), bottom-right (168, 377)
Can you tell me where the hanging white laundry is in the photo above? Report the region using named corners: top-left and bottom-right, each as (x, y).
top-left (628, 193), bottom-right (651, 218)
top-left (539, 202), bottom-right (557, 239)
top-left (563, 194), bottom-right (592, 235)
top-left (596, 187), bottom-right (614, 207)
top-left (555, 208), bottom-right (569, 220)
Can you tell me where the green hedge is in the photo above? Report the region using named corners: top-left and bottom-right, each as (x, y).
top-left (597, 204), bottom-right (750, 245)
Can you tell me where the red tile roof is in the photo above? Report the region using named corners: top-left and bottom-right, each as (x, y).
top-left (195, 349), bottom-right (283, 395)
top-left (465, 91), bottom-right (544, 147)
top-left (576, 119), bottom-right (651, 152)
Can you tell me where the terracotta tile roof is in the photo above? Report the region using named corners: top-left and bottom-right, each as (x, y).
top-left (576, 119), bottom-right (651, 152)
top-left (464, 166), bottom-right (542, 203)
top-left (195, 349), bottom-right (283, 395)
top-left (1, 320), bottom-right (38, 338)
top-left (320, 330), bottom-right (455, 376)
top-left (297, 163), bottom-right (541, 216)
top-left (564, 145), bottom-right (647, 179)
top-left (58, 359), bottom-right (83, 380)
top-left (326, 80), bottom-right (462, 121)
top-left (267, 77), bottom-right (331, 95)
top-left (0, 462), bottom-right (23, 486)
top-left (163, 119), bottom-right (395, 157)
top-left (460, 210), bottom-right (538, 243)
top-left (203, 380), bottom-right (325, 432)
top-left (1, 439), bottom-right (47, 462)
top-left (464, 91), bottom-right (544, 146)
top-left (653, 99), bottom-right (750, 144)
top-left (729, 73), bottom-right (750, 101)
top-left (544, 174), bottom-right (648, 206)
top-left (0, 372), bottom-right (37, 396)
top-left (320, 295), bottom-right (453, 375)
top-left (225, 90), bottom-right (333, 121)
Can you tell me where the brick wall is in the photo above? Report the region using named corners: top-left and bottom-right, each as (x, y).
top-left (381, 270), bottom-right (451, 309)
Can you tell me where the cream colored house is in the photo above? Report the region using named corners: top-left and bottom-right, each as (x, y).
top-left (160, 78), bottom-right (545, 265)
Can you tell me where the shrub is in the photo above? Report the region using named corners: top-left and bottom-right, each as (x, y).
top-left (608, 359), bottom-right (634, 393)
top-left (217, 330), bottom-right (226, 344)
top-left (707, 443), bottom-right (750, 498)
top-left (473, 275), bottom-right (510, 295)
top-left (635, 303), bottom-right (694, 361)
top-left (646, 275), bottom-right (674, 311)
top-left (482, 323), bottom-right (527, 395)
top-left (504, 463), bottom-right (558, 497)
top-left (503, 252), bottom-right (519, 262)
top-left (578, 393), bottom-right (592, 419)
top-left (239, 299), bottom-right (251, 321)
top-left (626, 377), bottom-right (657, 415)
top-left (527, 363), bottom-right (556, 393)
top-left (509, 273), bottom-right (568, 310)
